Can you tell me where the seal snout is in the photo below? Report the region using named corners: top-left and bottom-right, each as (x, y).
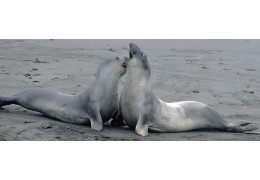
top-left (129, 43), bottom-right (141, 58)
top-left (129, 43), bottom-right (148, 61)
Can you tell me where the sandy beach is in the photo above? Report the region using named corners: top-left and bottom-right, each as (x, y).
top-left (0, 39), bottom-right (260, 140)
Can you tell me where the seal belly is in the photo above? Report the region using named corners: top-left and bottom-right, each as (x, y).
top-left (148, 100), bottom-right (181, 132)
top-left (15, 89), bottom-right (90, 125)
top-left (120, 89), bottom-right (139, 129)
top-left (38, 96), bottom-right (90, 125)
top-left (120, 102), bottom-right (139, 129)
top-left (152, 101), bottom-right (214, 132)
top-left (99, 93), bottom-right (118, 123)
top-left (40, 103), bottom-right (90, 125)
top-left (119, 86), bottom-right (135, 129)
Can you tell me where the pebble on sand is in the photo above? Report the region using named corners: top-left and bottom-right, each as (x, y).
top-left (243, 90), bottom-right (254, 94)
top-left (192, 90), bottom-right (200, 93)
top-left (33, 58), bottom-right (49, 64)
top-left (246, 68), bottom-right (256, 71)
top-left (108, 48), bottom-right (117, 52)
top-left (199, 65), bottom-right (207, 69)
top-left (41, 123), bottom-right (52, 129)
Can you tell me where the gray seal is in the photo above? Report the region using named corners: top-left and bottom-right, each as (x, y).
top-left (119, 43), bottom-right (257, 136)
top-left (0, 57), bottom-right (127, 131)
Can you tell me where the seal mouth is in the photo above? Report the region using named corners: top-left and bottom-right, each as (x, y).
top-left (129, 50), bottom-right (134, 59)
top-left (122, 56), bottom-right (130, 69)
top-left (122, 62), bottom-right (127, 68)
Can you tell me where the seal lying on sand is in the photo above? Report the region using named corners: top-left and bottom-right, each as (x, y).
top-left (119, 43), bottom-right (257, 136)
top-left (0, 57), bottom-right (127, 131)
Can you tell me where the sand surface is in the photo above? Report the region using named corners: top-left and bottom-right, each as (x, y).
top-left (0, 39), bottom-right (260, 140)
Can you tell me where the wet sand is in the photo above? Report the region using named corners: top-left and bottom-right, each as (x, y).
top-left (0, 39), bottom-right (260, 140)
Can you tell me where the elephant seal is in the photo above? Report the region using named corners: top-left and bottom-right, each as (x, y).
top-left (0, 57), bottom-right (127, 131)
top-left (119, 43), bottom-right (257, 136)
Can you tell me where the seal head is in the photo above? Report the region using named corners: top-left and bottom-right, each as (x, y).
top-left (128, 43), bottom-right (151, 73)
top-left (96, 57), bottom-right (127, 81)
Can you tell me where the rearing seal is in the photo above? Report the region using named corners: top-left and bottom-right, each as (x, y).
top-left (119, 43), bottom-right (257, 136)
top-left (0, 57), bottom-right (127, 131)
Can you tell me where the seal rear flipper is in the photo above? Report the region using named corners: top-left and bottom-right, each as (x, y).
top-left (225, 123), bottom-right (258, 133)
top-left (0, 96), bottom-right (16, 107)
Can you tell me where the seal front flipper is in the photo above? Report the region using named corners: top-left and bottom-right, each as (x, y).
top-left (135, 114), bottom-right (149, 136)
top-left (87, 107), bottom-right (103, 132)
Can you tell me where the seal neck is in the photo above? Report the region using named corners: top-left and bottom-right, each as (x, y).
top-left (94, 72), bottom-right (120, 96)
top-left (125, 68), bottom-right (151, 90)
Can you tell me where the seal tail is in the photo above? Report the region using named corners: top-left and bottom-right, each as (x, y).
top-left (0, 96), bottom-right (16, 107)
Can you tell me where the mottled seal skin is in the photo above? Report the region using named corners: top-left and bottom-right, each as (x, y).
top-left (119, 43), bottom-right (257, 136)
top-left (0, 57), bottom-right (127, 132)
